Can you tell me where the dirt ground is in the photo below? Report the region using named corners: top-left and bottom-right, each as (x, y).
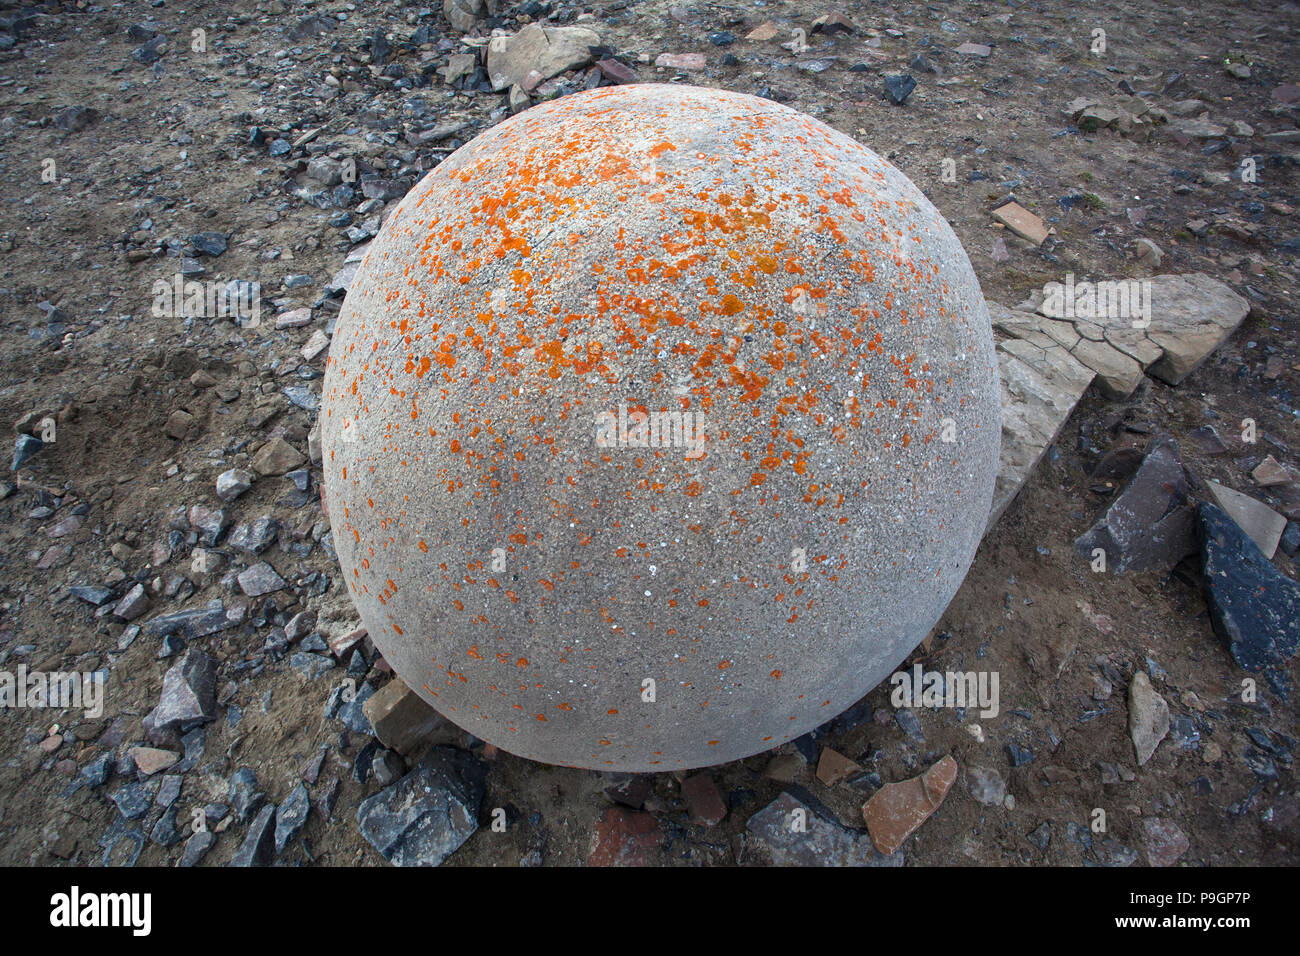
top-left (0, 0), bottom-right (1296, 866)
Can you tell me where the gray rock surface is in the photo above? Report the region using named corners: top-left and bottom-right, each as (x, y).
top-left (323, 84), bottom-right (1001, 770)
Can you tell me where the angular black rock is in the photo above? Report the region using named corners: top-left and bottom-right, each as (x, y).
top-left (1197, 501), bottom-right (1300, 699)
top-left (1075, 434), bottom-right (1196, 573)
top-left (355, 746), bottom-right (487, 867)
top-left (884, 74), bottom-right (917, 104)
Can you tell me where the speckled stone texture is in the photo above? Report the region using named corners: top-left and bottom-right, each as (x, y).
top-left (322, 84), bottom-right (1000, 771)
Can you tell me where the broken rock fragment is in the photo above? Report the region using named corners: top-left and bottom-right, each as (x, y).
top-left (356, 747), bottom-right (486, 866)
top-left (1128, 671), bottom-right (1170, 766)
top-left (993, 202), bottom-right (1049, 245)
top-left (1074, 434), bottom-right (1195, 574)
top-left (861, 755), bottom-right (958, 855)
top-left (486, 24), bottom-right (599, 92)
top-left (589, 807), bottom-right (664, 866)
top-left (362, 676), bottom-right (455, 756)
top-left (1197, 501), bottom-right (1300, 699)
top-left (748, 791), bottom-right (901, 866)
top-left (144, 649), bottom-right (218, 734)
top-left (1204, 481), bottom-right (1286, 559)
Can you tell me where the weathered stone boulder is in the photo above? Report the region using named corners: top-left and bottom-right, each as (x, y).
top-left (322, 84), bottom-right (1001, 771)
top-left (485, 23), bottom-right (600, 92)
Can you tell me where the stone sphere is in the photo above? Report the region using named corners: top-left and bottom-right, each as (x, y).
top-left (322, 84), bottom-right (1000, 771)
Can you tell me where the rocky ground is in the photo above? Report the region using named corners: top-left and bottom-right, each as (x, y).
top-left (0, 0), bottom-right (1297, 867)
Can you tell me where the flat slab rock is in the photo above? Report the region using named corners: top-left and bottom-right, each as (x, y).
top-left (987, 303), bottom-right (1095, 529)
top-left (355, 746), bottom-right (486, 866)
top-left (861, 755), bottom-right (958, 855)
top-left (1197, 501), bottom-right (1300, 699)
top-left (746, 791), bottom-right (902, 866)
top-left (992, 273), bottom-right (1248, 400)
top-left (486, 23), bottom-right (600, 91)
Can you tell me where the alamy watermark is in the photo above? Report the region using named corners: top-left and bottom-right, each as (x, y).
top-left (0, 666), bottom-right (104, 718)
top-left (890, 663), bottom-right (1000, 718)
top-left (1040, 272), bottom-right (1151, 329)
top-left (151, 274), bottom-right (261, 327)
top-left (595, 403), bottom-right (707, 459)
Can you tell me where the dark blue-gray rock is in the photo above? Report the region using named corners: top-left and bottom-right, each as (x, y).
top-left (237, 562), bottom-right (286, 597)
top-left (1006, 743), bottom-right (1035, 767)
top-left (216, 468), bottom-right (254, 503)
top-left (291, 652), bottom-right (334, 680)
top-left (356, 747), bottom-right (488, 866)
top-left (229, 804), bottom-right (277, 866)
top-left (745, 791), bottom-right (902, 866)
top-left (150, 804), bottom-right (184, 847)
top-left (301, 746), bottom-right (328, 785)
top-left (1281, 521), bottom-right (1300, 557)
top-left (70, 585), bottom-right (113, 606)
top-left (1197, 501), bottom-right (1300, 699)
top-left (12, 434), bottom-right (42, 471)
top-left (155, 774), bottom-right (183, 810)
top-left (301, 633), bottom-right (329, 653)
top-left (180, 830), bottom-right (214, 867)
top-left (895, 708), bottom-right (925, 743)
top-left (275, 783), bottom-right (311, 854)
top-left (264, 627), bottom-right (289, 655)
top-left (317, 776), bottom-right (341, 818)
top-left (144, 649), bottom-right (218, 733)
top-left (883, 74), bottom-right (917, 105)
top-left (55, 105), bottom-right (100, 131)
top-left (132, 34), bottom-right (166, 64)
top-left (99, 821), bottom-right (146, 867)
top-left (229, 767), bottom-right (266, 823)
top-left (334, 681), bottom-right (377, 734)
top-left (109, 781), bottom-right (157, 820)
top-left (229, 515), bottom-right (278, 554)
top-left (112, 583), bottom-right (150, 621)
top-left (143, 599), bottom-right (234, 640)
top-left (283, 385), bottom-right (320, 412)
top-left (1027, 821), bottom-right (1051, 850)
top-left (170, 727), bottom-right (205, 775)
top-left (286, 469), bottom-right (311, 493)
top-left (287, 15), bottom-right (336, 40)
top-left (373, 748), bottom-right (406, 786)
top-left (187, 504), bottom-right (228, 547)
top-left (1075, 434), bottom-right (1195, 574)
top-left (354, 739), bottom-right (379, 783)
top-left (191, 232), bottom-right (227, 256)
top-left (269, 138), bottom-right (292, 157)
top-left (64, 751), bottom-right (114, 797)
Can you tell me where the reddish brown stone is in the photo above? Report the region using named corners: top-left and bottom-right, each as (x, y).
top-left (816, 747), bottom-right (861, 786)
top-left (596, 57), bottom-right (637, 84)
top-left (861, 755), bottom-right (958, 855)
top-left (589, 807), bottom-right (663, 866)
top-left (681, 773), bottom-right (727, 825)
